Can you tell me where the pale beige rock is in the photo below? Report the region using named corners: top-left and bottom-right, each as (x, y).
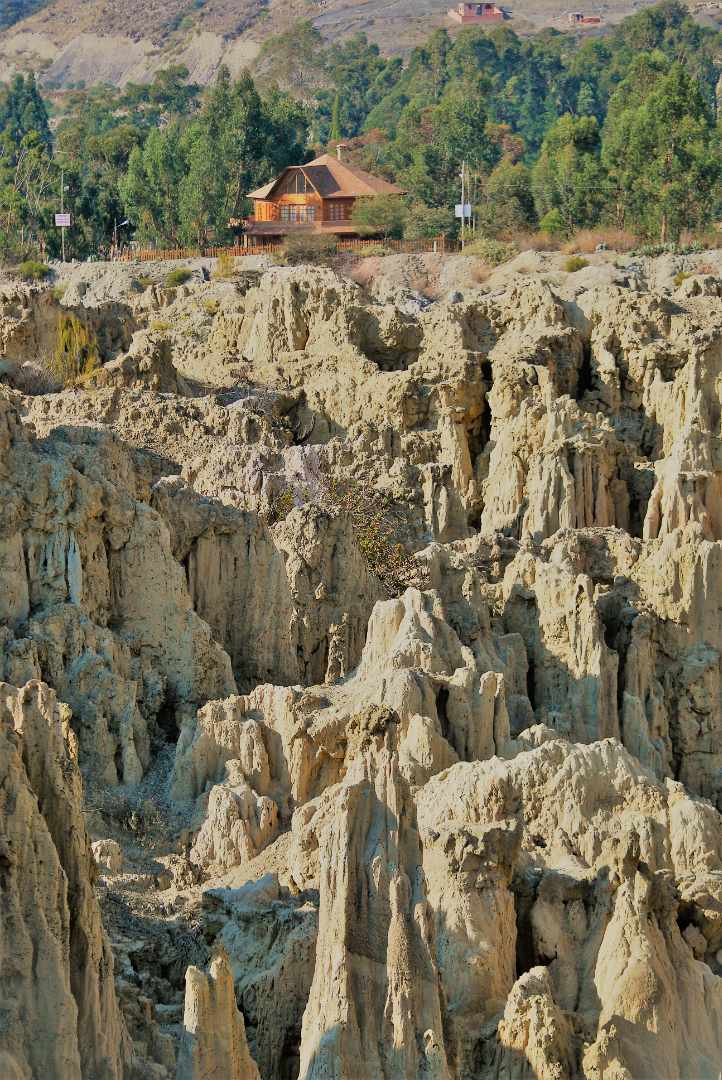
top-left (190, 763), bottom-right (280, 872)
top-left (0, 680), bottom-right (130, 1079)
top-left (418, 734), bottom-right (722, 1077)
top-left (87, 330), bottom-right (190, 394)
top-left (8, 259), bottom-right (722, 1076)
top-left (92, 838), bottom-right (123, 873)
top-left (0, 387), bottom-right (235, 783)
top-left (494, 967), bottom-right (575, 1080)
top-left (209, 872), bottom-right (317, 1080)
top-left (297, 721), bottom-right (451, 1080)
top-left (176, 949), bottom-right (260, 1080)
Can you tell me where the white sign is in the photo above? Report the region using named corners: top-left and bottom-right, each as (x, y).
top-left (455, 203), bottom-right (472, 219)
top-left (55, 213), bottom-right (71, 227)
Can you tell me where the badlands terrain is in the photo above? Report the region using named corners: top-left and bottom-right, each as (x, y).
top-left (2, 246), bottom-right (722, 1078)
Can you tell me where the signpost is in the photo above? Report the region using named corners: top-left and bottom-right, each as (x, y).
top-left (113, 218), bottom-right (130, 259)
top-left (55, 169), bottom-right (70, 263)
top-left (458, 161), bottom-right (473, 250)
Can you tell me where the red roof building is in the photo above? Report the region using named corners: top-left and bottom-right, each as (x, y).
top-left (233, 153), bottom-right (406, 245)
top-left (448, 2), bottom-right (505, 23)
top-left (567, 11), bottom-right (602, 25)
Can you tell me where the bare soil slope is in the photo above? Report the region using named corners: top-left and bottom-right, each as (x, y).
top-left (0, 0), bottom-right (682, 87)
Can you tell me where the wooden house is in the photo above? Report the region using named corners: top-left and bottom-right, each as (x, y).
top-left (234, 152), bottom-right (406, 246)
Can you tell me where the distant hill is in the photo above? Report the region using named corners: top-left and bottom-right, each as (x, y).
top-left (0, 0), bottom-right (713, 89)
top-left (0, 0), bottom-right (51, 32)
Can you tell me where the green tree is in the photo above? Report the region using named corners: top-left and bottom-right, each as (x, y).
top-left (329, 94), bottom-right (342, 142)
top-left (404, 202), bottom-right (455, 239)
top-left (602, 62), bottom-right (720, 239)
top-left (0, 0), bottom-right (51, 30)
top-left (120, 125), bottom-right (187, 245)
top-left (121, 68), bottom-right (308, 247)
top-left (0, 73), bottom-right (51, 148)
top-left (478, 158), bottom-right (536, 236)
top-left (351, 194), bottom-right (407, 238)
top-left (531, 114), bottom-right (608, 234)
top-left (0, 76), bottom-right (56, 257)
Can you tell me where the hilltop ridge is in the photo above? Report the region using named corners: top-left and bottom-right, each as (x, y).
top-left (0, 0), bottom-right (699, 88)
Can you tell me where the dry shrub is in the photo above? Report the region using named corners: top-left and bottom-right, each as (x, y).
top-left (462, 237), bottom-right (516, 265)
top-left (564, 255), bottom-right (589, 273)
top-left (562, 229), bottom-right (637, 254)
top-left (324, 474), bottom-right (423, 597)
top-left (347, 256), bottom-right (380, 289)
top-left (213, 252), bottom-right (237, 279)
top-left (165, 267), bottom-right (193, 288)
top-left (471, 262), bottom-right (491, 285)
top-left (679, 229), bottom-right (722, 250)
top-left (408, 269), bottom-right (442, 300)
top-left (266, 488), bottom-right (295, 525)
top-left (511, 230), bottom-right (561, 252)
top-left (49, 313), bottom-right (100, 387)
top-left (281, 233), bottom-right (337, 265)
top-left (17, 260), bottom-right (51, 283)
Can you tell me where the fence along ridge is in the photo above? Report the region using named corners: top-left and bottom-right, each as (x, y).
top-left (117, 236), bottom-right (448, 262)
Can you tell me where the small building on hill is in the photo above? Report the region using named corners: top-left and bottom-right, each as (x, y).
top-left (567, 11), bottom-right (602, 25)
top-left (233, 152), bottom-right (406, 246)
top-left (448, 2), bottom-right (505, 23)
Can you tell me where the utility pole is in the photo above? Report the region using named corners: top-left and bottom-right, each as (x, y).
top-left (460, 159), bottom-right (465, 251)
top-left (60, 168), bottom-right (66, 264)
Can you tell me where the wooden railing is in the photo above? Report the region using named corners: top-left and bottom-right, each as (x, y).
top-left (117, 235), bottom-right (450, 263)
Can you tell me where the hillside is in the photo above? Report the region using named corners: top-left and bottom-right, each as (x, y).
top-left (0, 0), bottom-right (704, 88)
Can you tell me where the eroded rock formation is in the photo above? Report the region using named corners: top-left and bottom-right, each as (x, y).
top-left (4, 251), bottom-right (722, 1078)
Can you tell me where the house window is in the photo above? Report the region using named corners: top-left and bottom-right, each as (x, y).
top-left (281, 171), bottom-right (309, 195)
top-left (281, 205), bottom-right (316, 223)
top-left (327, 202), bottom-right (346, 221)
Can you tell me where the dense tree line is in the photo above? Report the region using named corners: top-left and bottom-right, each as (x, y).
top-left (1, 0), bottom-right (721, 258)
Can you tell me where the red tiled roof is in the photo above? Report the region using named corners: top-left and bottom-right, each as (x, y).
top-left (247, 154), bottom-right (405, 200)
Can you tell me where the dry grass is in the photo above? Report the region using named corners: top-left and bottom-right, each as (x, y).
top-left (347, 256), bottom-right (381, 289)
top-left (408, 270), bottom-right (442, 300)
top-left (511, 230), bottom-right (561, 252)
top-left (470, 263), bottom-right (491, 285)
top-left (679, 229), bottom-right (722, 250)
top-left (562, 229), bottom-right (637, 254)
top-left (212, 252), bottom-right (237, 280)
